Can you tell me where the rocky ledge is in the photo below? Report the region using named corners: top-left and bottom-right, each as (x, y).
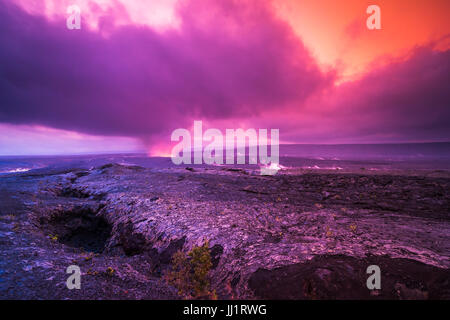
top-left (0, 163), bottom-right (449, 299)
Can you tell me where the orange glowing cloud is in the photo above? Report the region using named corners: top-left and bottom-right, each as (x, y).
top-left (276, 0), bottom-right (450, 78)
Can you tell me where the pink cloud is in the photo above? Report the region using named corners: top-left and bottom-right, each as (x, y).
top-left (0, 0), bottom-right (331, 147)
top-left (0, 123), bottom-right (143, 155)
top-left (0, 0), bottom-right (449, 154)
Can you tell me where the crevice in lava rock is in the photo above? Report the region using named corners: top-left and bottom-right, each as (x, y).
top-left (117, 220), bottom-right (148, 256)
top-left (59, 186), bottom-right (106, 200)
top-left (159, 237), bottom-right (186, 264)
top-left (210, 244), bottom-right (223, 269)
top-left (43, 207), bottom-right (111, 253)
top-left (248, 254), bottom-right (450, 300)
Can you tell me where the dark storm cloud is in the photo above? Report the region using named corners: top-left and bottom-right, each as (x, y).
top-left (0, 0), bottom-right (331, 140)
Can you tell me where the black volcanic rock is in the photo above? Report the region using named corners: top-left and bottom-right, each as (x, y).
top-left (249, 254), bottom-right (450, 299)
top-left (0, 163), bottom-right (449, 299)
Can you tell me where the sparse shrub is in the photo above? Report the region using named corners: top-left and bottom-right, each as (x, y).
top-left (189, 241), bottom-right (213, 297)
top-left (168, 250), bottom-right (191, 296)
top-left (166, 240), bottom-right (214, 299)
top-left (106, 266), bottom-right (115, 275)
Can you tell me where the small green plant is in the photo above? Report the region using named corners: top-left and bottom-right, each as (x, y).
top-left (106, 267), bottom-right (115, 276)
top-left (189, 241), bottom-right (213, 297)
top-left (166, 240), bottom-right (214, 299)
top-left (168, 250), bottom-right (191, 296)
top-left (48, 233), bottom-right (58, 241)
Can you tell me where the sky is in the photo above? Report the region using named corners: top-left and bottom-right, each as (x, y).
top-left (0, 0), bottom-right (449, 155)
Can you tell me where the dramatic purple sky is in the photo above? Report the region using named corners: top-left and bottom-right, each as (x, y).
top-left (0, 0), bottom-right (449, 155)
